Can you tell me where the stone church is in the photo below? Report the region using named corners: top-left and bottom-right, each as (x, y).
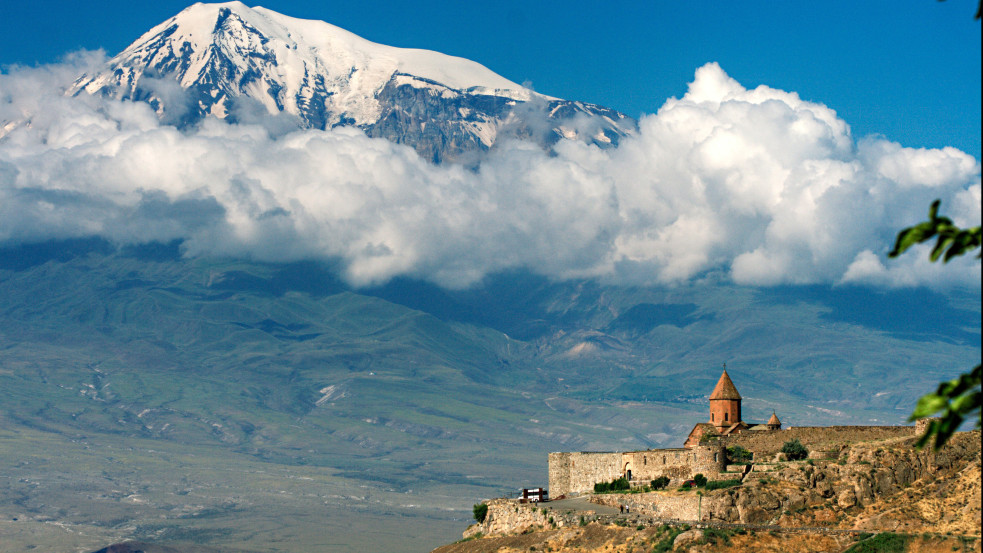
top-left (683, 368), bottom-right (781, 448)
top-left (548, 368), bottom-right (783, 497)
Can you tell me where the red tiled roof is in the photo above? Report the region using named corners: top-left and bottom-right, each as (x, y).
top-left (709, 369), bottom-right (742, 400)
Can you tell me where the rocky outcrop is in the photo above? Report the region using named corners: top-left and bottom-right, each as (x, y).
top-left (702, 431), bottom-right (981, 532)
top-left (464, 499), bottom-right (559, 538)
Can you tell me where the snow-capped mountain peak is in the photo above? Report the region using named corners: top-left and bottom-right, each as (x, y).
top-left (73, 2), bottom-right (634, 162)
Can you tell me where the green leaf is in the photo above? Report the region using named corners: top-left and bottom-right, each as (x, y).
top-left (909, 394), bottom-right (947, 419)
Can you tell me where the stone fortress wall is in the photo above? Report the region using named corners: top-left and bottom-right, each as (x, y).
top-left (547, 369), bottom-right (921, 498)
top-left (549, 443), bottom-right (726, 497)
top-left (724, 425), bottom-right (917, 456)
top-left (548, 425), bottom-right (918, 498)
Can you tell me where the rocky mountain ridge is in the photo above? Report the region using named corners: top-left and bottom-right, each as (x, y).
top-left (71, 1), bottom-right (635, 162)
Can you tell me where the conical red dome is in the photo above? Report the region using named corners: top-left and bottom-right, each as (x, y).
top-left (709, 370), bottom-right (742, 400)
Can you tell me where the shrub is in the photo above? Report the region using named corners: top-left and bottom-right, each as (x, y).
top-left (650, 476), bottom-right (670, 490)
top-left (651, 527), bottom-right (686, 553)
top-left (704, 478), bottom-right (742, 491)
top-left (702, 528), bottom-right (734, 545)
top-left (593, 476), bottom-right (630, 493)
top-left (726, 446), bottom-right (753, 463)
top-left (693, 473), bottom-right (708, 487)
top-left (781, 439), bottom-right (809, 461)
top-left (843, 532), bottom-right (911, 553)
top-left (472, 502), bottom-right (488, 523)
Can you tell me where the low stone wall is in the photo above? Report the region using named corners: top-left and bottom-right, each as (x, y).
top-left (592, 492), bottom-right (701, 521)
top-left (725, 426), bottom-right (915, 456)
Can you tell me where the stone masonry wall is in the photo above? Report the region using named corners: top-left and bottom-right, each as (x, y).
top-left (549, 444), bottom-right (725, 497)
top-left (592, 492), bottom-right (702, 521)
top-left (548, 452), bottom-right (622, 498)
top-left (622, 444), bottom-right (724, 483)
top-left (724, 426), bottom-right (915, 457)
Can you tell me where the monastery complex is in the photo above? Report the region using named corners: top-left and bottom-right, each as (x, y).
top-left (548, 369), bottom-right (915, 498)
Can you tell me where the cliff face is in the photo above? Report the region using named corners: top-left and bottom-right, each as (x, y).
top-left (702, 431), bottom-right (981, 534)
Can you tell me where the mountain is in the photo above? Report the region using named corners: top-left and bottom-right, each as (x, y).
top-left (71, 1), bottom-right (635, 162)
top-left (0, 240), bottom-right (978, 552)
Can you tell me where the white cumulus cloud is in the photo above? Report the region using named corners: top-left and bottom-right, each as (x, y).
top-left (0, 58), bottom-right (979, 289)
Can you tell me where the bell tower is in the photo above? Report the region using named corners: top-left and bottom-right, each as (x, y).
top-left (709, 366), bottom-right (742, 431)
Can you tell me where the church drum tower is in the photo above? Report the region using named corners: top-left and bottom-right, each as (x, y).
top-left (709, 368), bottom-right (742, 432)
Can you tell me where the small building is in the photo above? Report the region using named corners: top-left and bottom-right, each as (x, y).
top-left (520, 487), bottom-right (548, 502)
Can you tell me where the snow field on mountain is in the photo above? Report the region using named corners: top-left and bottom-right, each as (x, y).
top-left (76, 1), bottom-right (537, 127)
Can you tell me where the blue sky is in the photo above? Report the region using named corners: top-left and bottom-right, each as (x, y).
top-left (2, 0), bottom-right (980, 158)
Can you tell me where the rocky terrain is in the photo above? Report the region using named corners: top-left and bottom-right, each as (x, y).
top-left (437, 430), bottom-right (981, 552)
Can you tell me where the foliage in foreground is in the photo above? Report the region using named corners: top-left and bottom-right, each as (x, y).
top-left (889, 199), bottom-right (982, 448)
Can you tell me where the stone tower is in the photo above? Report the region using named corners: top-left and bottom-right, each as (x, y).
top-left (766, 411), bottom-right (782, 430)
top-left (709, 369), bottom-right (742, 431)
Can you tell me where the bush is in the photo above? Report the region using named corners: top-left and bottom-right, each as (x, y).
top-left (843, 532), bottom-right (910, 553)
top-left (781, 439), bottom-right (809, 461)
top-left (704, 478), bottom-right (742, 491)
top-left (472, 502), bottom-right (488, 523)
top-left (651, 527), bottom-right (686, 553)
top-left (693, 473), bottom-right (708, 487)
top-left (650, 476), bottom-right (670, 490)
top-left (593, 477), bottom-right (630, 493)
top-left (726, 446), bottom-right (753, 463)
top-left (702, 528), bottom-right (734, 545)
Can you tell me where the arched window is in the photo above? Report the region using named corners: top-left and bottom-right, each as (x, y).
top-left (643, 456), bottom-right (647, 465)
top-left (714, 453), bottom-right (719, 462)
top-left (662, 455), bottom-right (666, 464)
top-left (711, 413), bottom-right (714, 422)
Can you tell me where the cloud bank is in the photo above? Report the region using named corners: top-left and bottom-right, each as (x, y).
top-left (1, 58), bottom-right (979, 289)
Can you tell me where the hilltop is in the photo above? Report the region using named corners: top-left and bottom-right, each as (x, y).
top-left (438, 430), bottom-right (981, 553)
